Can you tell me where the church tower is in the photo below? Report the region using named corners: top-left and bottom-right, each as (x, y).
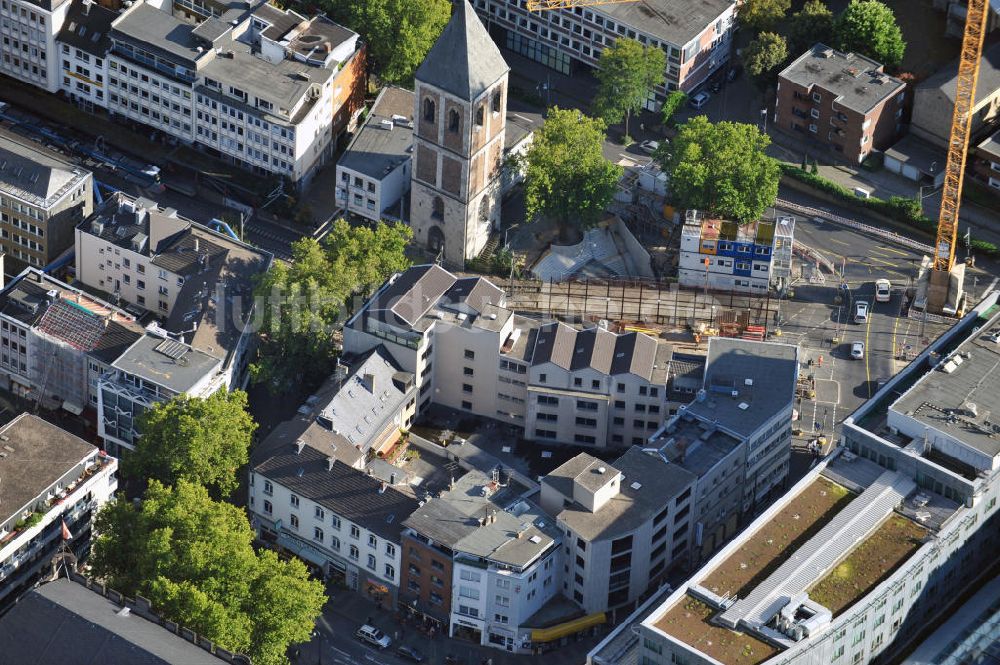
top-left (409, 0), bottom-right (509, 268)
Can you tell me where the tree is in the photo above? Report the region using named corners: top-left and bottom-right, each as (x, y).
top-left (788, 0), bottom-right (835, 54)
top-left (90, 481), bottom-right (325, 665)
top-left (661, 90), bottom-right (688, 128)
top-left (523, 107), bottom-right (623, 236)
top-left (592, 38), bottom-right (666, 139)
top-left (251, 221), bottom-right (411, 394)
top-left (123, 391), bottom-right (257, 499)
top-left (743, 32), bottom-right (789, 81)
top-left (835, 0), bottom-right (905, 68)
top-left (738, 0), bottom-right (791, 31)
top-left (326, 0), bottom-right (451, 84)
top-left (659, 116), bottom-right (781, 224)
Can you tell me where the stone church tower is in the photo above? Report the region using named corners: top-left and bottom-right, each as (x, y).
top-left (409, 0), bottom-right (510, 268)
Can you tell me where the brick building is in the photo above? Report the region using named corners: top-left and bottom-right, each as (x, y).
top-left (775, 44), bottom-right (906, 164)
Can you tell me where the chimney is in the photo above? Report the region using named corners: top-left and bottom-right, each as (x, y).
top-left (379, 482), bottom-right (387, 494)
top-left (389, 472), bottom-right (397, 485)
top-left (362, 373), bottom-right (375, 392)
top-left (295, 440), bottom-right (305, 454)
top-left (326, 457), bottom-right (335, 471)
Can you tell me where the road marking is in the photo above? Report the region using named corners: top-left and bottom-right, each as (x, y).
top-left (865, 303), bottom-right (873, 399)
top-left (828, 237), bottom-right (851, 247)
top-left (876, 245), bottom-right (912, 257)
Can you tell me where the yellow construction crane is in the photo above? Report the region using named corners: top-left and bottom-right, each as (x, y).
top-left (526, 0), bottom-right (637, 11)
top-left (928, 0), bottom-right (989, 312)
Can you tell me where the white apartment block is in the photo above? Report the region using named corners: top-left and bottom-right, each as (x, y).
top-left (55, 0), bottom-right (114, 111)
top-left (100, 0), bottom-right (359, 187)
top-left (678, 210), bottom-right (795, 294)
top-left (541, 448), bottom-right (695, 617)
top-left (472, 0), bottom-right (735, 101)
top-left (250, 447), bottom-right (419, 604)
top-left (0, 0), bottom-right (70, 92)
top-left (0, 414), bottom-right (118, 612)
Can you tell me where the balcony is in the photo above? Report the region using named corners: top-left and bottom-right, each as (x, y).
top-left (791, 107), bottom-right (809, 120)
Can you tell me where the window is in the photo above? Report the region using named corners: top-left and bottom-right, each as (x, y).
top-left (464, 367), bottom-right (474, 376)
top-left (367, 554), bottom-right (377, 570)
top-left (349, 545), bottom-right (359, 560)
top-left (495, 594), bottom-right (510, 607)
top-left (290, 514), bottom-right (299, 529)
top-left (331, 537), bottom-right (340, 551)
top-left (475, 104), bottom-right (484, 127)
top-left (422, 97), bottom-right (435, 122)
top-left (263, 500), bottom-right (272, 514)
top-left (576, 400), bottom-right (597, 411)
top-left (460, 570), bottom-right (481, 582)
top-left (263, 480), bottom-right (273, 496)
top-left (290, 494), bottom-right (299, 508)
top-left (459, 586), bottom-right (480, 600)
top-left (350, 525), bottom-right (360, 539)
top-left (385, 564), bottom-right (395, 580)
top-left (313, 527), bottom-right (324, 542)
top-left (331, 515), bottom-right (341, 529)
top-left (448, 108), bottom-right (460, 132)
top-left (461, 400), bottom-right (472, 410)
top-left (386, 543), bottom-right (396, 557)
top-left (464, 349), bottom-right (475, 359)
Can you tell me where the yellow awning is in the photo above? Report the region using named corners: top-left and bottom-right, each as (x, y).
top-left (530, 612), bottom-right (606, 643)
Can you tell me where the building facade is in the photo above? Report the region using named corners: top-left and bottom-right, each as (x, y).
top-left (55, 0), bottom-right (115, 111)
top-left (0, 414), bottom-right (118, 612)
top-left (409, 0), bottom-right (508, 267)
top-left (974, 129), bottom-right (1000, 193)
top-left (473, 0), bottom-right (734, 100)
top-left (775, 44), bottom-right (906, 164)
top-left (0, 130), bottom-right (93, 273)
top-left (0, 0), bottom-right (71, 92)
top-left (678, 210), bottom-right (794, 293)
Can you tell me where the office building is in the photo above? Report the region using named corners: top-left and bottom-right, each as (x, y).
top-left (974, 129), bottom-right (1000, 193)
top-left (0, 413), bottom-right (118, 612)
top-left (631, 291), bottom-right (1000, 665)
top-left (0, 0), bottom-right (71, 92)
top-left (0, 130), bottom-right (93, 273)
top-left (55, 0), bottom-right (115, 111)
top-left (776, 44), bottom-right (905, 164)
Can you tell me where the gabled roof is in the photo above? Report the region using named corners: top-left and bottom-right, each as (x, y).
top-left (57, 0), bottom-right (116, 56)
top-left (531, 322), bottom-right (663, 379)
top-left (415, 0), bottom-right (508, 100)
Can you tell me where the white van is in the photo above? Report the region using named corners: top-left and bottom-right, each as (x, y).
top-left (356, 624), bottom-right (391, 649)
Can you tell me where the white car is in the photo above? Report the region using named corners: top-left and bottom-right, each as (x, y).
top-left (356, 625), bottom-right (391, 649)
top-left (851, 341), bottom-right (865, 360)
top-left (639, 140), bottom-right (660, 155)
top-left (854, 301), bottom-right (869, 324)
top-left (689, 92), bottom-right (710, 109)
top-left (875, 279), bottom-right (891, 303)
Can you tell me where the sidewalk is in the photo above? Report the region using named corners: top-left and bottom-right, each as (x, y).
top-left (317, 591), bottom-right (603, 665)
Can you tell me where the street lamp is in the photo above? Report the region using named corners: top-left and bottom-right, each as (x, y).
top-left (760, 108), bottom-right (768, 133)
top-left (312, 629), bottom-right (323, 665)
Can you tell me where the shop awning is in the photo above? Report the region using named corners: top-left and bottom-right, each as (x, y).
top-left (530, 612), bottom-right (606, 643)
top-left (276, 531), bottom-right (329, 567)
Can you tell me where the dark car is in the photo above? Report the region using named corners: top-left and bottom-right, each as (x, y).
top-left (727, 67), bottom-right (740, 82)
top-left (710, 80), bottom-right (722, 93)
top-left (396, 646), bottom-right (425, 663)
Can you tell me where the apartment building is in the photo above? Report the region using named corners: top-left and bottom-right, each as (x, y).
top-left (678, 210), bottom-right (794, 293)
top-left (251, 445), bottom-right (419, 604)
top-left (541, 448), bottom-right (695, 618)
top-left (336, 86), bottom-right (415, 222)
top-left (473, 0), bottom-right (734, 99)
top-left (632, 291), bottom-right (1000, 665)
top-left (345, 264), bottom-right (691, 448)
top-left (0, 268), bottom-right (142, 417)
top-left (0, 129), bottom-right (92, 273)
top-left (401, 468), bottom-right (563, 653)
top-left (0, 0), bottom-right (71, 92)
top-left (0, 413), bottom-right (118, 613)
top-left (776, 44), bottom-right (906, 164)
top-left (55, 0), bottom-right (114, 111)
top-left (101, 0), bottom-right (362, 187)
top-left (74, 192), bottom-right (271, 451)
top-left (974, 129), bottom-right (1000, 193)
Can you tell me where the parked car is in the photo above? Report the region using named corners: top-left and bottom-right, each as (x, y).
top-left (726, 67), bottom-right (740, 82)
top-left (709, 80), bottom-right (722, 93)
top-left (689, 91), bottom-right (710, 109)
top-left (854, 301), bottom-right (869, 324)
top-left (639, 139), bottom-right (660, 155)
top-left (396, 646), bottom-right (426, 663)
top-left (851, 341), bottom-right (865, 359)
top-left (356, 625), bottom-right (391, 649)
top-left (875, 279), bottom-right (891, 303)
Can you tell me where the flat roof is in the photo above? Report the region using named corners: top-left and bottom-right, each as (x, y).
top-left (891, 307), bottom-right (1000, 458)
top-left (685, 338), bottom-right (798, 440)
top-left (546, 447), bottom-right (696, 542)
top-left (112, 333), bottom-right (221, 394)
top-left (111, 4), bottom-right (207, 66)
top-left (0, 578), bottom-right (228, 664)
top-left (592, 0), bottom-right (733, 48)
top-left (654, 594), bottom-right (778, 665)
top-left (0, 129), bottom-right (91, 210)
top-left (779, 43), bottom-right (905, 114)
top-left (653, 412), bottom-right (742, 478)
top-left (338, 87), bottom-right (415, 179)
top-left (0, 414), bottom-right (97, 526)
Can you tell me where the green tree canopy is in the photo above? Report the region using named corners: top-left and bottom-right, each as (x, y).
top-left (90, 481), bottom-right (325, 665)
top-left (835, 0), bottom-right (906, 68)
top-left (252, 220), bottom-right (411, 393)
top-left (659, 116), bottom-right (781, 224)
top-left (660, 90), bottom-right (688, 128)
top-left (738, 0), bottom-right (791, 31)
top-left (524, 107), bottom-right (623, 234)
top-left (124, 390), bottom-right (257, 499)
top-left (593, 38), bottom-right (666, 138)
top-left (788, 0), bottom-right (835, 54)
top-left (324, 0), bottom-right (451, 84)
top-left (743, 32), bottom-right (789, 81)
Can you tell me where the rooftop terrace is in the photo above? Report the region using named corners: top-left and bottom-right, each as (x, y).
top-left (808, 513), bottom-right (928, 616)
top-left (700, 477), bottom-right (854, 600)
top-left (654, 595), bottom-right (778, 665)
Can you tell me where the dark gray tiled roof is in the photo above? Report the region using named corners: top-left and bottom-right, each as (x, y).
top-left (779, 43), bottom-right (904, 114)
top-left (532, 322), bottom-right (664, 379)
top-left (254, 449), bottom-right (420, 543)
top-left (337, 86), bottom-right (416, 180)
top-left (57, 0), bottom-right (116, 56)
top-left (0, 130), bottom-right (90, 209)
top-left (0, 579), bottom-right (228, 664)
top-left (415, 0), bottom-right (509, 100)
top-left (919, 42), bottom-right (1000, 107)
top-left (0, 414), bottom-right (96, 526)
top-left (366, 264), bottom-right (457, 327)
